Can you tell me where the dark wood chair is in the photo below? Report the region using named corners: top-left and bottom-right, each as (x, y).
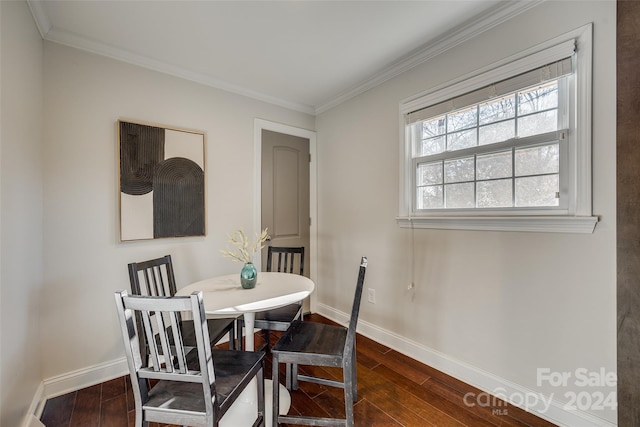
top-left (237, 246), bottom-right (305, 352)
top-left (271, 256), bottom-right (367, 427)
top-left (114, 290), bottom-right (265, 427)
top-left (128, 255), bottom-right (237, 354)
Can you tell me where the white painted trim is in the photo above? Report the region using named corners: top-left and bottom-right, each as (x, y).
top-left (42, 357), bottom-right (128, 402)
top-left (23, 382), bottom-right (45, 427)
top-left (253, 119), bottom-right (318, 313)
top-left (396, 215), bottom-right (599, 233)
top-left (23, 414), bottom-right (45, 427)
top-left (27, 0), bottom-right (540, 116)
top-left (25, 0), bottom-right (50, 38)
top-left (574, 24), bottom-right (593, 217)
top-left (315, 1), bottom-right (543, 114)
top-left (30, 22), bottom-right (314, 115)
top-left (22, 358), bottom-right (129, 424)
top-left (317, 303), bottom-right (615, 427)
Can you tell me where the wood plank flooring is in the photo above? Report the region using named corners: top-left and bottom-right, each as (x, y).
top-left (40, 314), bottom-right (557, 427)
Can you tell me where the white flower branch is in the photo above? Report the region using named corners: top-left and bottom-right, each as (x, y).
top-left (220, 228), bottom-right (269, 263)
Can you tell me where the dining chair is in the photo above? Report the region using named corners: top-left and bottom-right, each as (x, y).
top-left (237, 246), bottom-right (305, 352)
top-left (114, 290), bottom-right (265, 427)
top-left (128, 255), bottom-right (237, 354)
top-left (271, 256), bottom-right (367, 427)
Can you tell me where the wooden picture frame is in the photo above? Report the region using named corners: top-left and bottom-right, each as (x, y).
top-left (118, 120), bottom-right (205, 241)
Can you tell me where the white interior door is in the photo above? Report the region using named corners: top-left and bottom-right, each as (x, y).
top-left (261, 129), bottom-right (311, 311)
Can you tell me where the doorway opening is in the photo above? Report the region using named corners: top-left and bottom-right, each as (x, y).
top-left (254, 119), bottom-right (317, 313)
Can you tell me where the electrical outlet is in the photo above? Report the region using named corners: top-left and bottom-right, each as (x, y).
top-left (367, 288), bottom-right (376, 304)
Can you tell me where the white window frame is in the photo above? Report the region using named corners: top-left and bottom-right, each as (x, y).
top-left (397, 24), bottom-right (597, 233)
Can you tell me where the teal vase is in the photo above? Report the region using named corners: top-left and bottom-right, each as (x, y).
top-left (240, 262), bottom-right (258, 289)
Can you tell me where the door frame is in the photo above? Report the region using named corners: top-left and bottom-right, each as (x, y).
top-left (253, 118), bottom-right (318, 313)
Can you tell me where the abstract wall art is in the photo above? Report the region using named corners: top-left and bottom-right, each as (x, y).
top-left (119, 120), bottom-right (205, 241)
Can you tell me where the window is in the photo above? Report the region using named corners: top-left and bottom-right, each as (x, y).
top-left (398, 25), bottom-right (597, 233)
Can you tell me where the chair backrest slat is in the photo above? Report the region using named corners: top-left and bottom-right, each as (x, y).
top-left (128, 255), bottom-right (177, 297)
top-left (141, 309), bottom-right (163, 371)
top-left (266, 246), bottom-right (304, 275)
top-left (344, 257), bottom-right (367, 358)
top-left (114, 290), bottom-right (217, 410)
top-left (128, 255), bottom-right (185, 366)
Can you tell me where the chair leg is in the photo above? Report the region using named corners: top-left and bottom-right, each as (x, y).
top-left (237, 321), bottom-right (244, 351)
top-left (343, 364), bottom-right (355, 427)
top-left (351, 348), bottom-right (358, 402)
top-left (257, 364), bottom-right (265, 426)
top-left (228, 322), bottom-right (236, 350)
top-left (285, 363), bottom-right (292, 390)
top-left (272, 354), bottom-right (280, 426)
top-left (292, 362), bottom-right (298, 390)
top-left (284, 363), bottom-right (298, 391)
top-left (262, 329), bottom-right (271, 352)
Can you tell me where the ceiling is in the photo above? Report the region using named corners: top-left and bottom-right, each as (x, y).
top-left (27, 1), bottom-right (539, 115)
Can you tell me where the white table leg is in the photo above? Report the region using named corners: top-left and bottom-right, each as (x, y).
top-left (243, 311), bottom-right (256, 351)
top-left (228, 311), bottom-right (290, 427)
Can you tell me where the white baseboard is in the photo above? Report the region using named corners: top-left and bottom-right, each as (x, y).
top-left (31, 357), bottom-right (129, 419)
top-left (316, 303), bottom-right (616, 427)
top-left (22, 414), bottom-right (45, 427)
top-left (23, 382), bottom-right (45, 427)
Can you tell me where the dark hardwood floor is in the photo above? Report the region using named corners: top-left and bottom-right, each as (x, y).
top-left (40, 314), bottom-right (557, 427)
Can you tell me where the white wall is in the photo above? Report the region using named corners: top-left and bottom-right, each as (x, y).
top-left (316, 1), bottom-right (616, 425)
top-left (40, 42), bottom-right (314, 381)
top-left (0, 1), bottom-right (45, 426)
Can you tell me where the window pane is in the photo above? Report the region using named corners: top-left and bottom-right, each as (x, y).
top-left (445, 183), bottom-right (475, 208)
top-left (447, 106), bottom-right (477, 132)
top-left (417, 135), bottom-right (445, 156)
top-left (447, 129), bottom-right (477, 151)
top-left (444, 156), bottom-right (474, 183)
top-left (479, 95), bottom-right (516, 125)
top-left (518, 81), bottom-right (558, 115)
top-left (479, 120), bottom-right (515, 146)
top-left (417, 185), bottom-right (443, 209)
top-left (417, 162), bottom-right (442, 185)
top-left (515, 143), bottom-right (559, 176)
top-left (477, 179), bottom-right (512, 208)
top-left (422, 116), bottom-right (446, 138)
top-left (477, 151), bottom-right (512, 180)
top-left (517, 110), bottom-right (557, 138)
top-left (515, 175), bottom-right (559, 207)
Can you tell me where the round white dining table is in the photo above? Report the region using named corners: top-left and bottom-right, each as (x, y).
top-left (177, 271), bottom-right (315, 427)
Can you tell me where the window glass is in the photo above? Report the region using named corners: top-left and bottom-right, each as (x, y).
top-left (477, 179), bottom-right (513, 208)
top-left (479, 120), bottom-right (515, 146)
top-left (477, 151), bottom-right (512, 180)
top-left (409, 79), bottom-right (564, 210)
top-left (515, 175), bottom-right (559, 207)
top-left (515, 144), bottom-right (559, 176)
top-left (417, 162), bottom-right (442, 185)
top-left (444, 157), bottom-right (474, 183)
top-left (447, 106), bottom-right (477, 133)
top-left (445, 183), bottom-right (475, 208)
top-left (417, 185), bottom-right (443, 209)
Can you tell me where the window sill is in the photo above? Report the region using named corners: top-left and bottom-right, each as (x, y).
top-left (396, 215), bottom-right (599, 233)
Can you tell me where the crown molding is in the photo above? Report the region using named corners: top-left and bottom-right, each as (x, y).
top-left (314, 0), bottom-right (544, 115)
top-left (26, 0), bottom-right (315, 115)
top-left (26, 0), bottom-right (51, 38)
top-left (44, 27), bottom-right (317, 115)
top-left (27, 0), bottom-right (542, 117)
